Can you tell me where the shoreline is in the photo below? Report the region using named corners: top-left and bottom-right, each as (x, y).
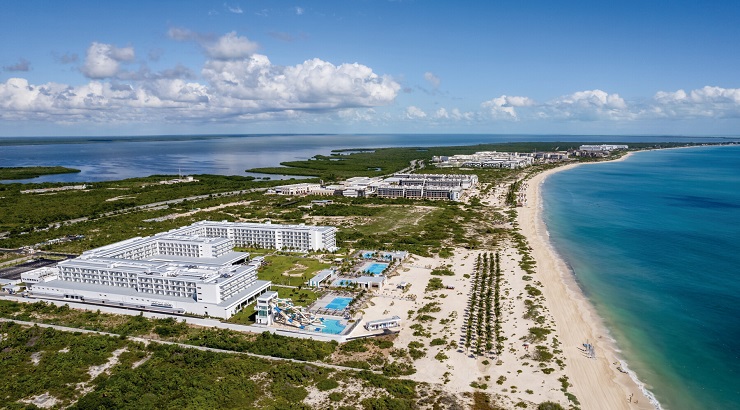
top-left (518, 152), bottom-right (660, 410)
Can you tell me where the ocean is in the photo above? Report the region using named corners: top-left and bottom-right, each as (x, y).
top-left (0, 133), bottom-right (731, 184)
top-left (542, 146), bottom-right (740, 409)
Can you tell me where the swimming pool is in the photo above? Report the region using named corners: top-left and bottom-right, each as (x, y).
top-left (364, 262), bottom-right (388, 275)
top-left (317, 318), bottom-right (347, 334)
top-left (325, 297), bottom-right (352, 310)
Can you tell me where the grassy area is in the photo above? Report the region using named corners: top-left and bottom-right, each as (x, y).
top-left (350, 205), bottom-right (440, 237)
top-left (275, 287), bottom-right (321, 306)
top-left (0, 166), bottom-right (80, 180)
top-left (258, 255), bottom-right (331, 287)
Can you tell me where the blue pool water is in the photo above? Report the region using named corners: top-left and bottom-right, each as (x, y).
top-left (364, 262), bottom-right (388, 275)
top-left (362, 252), bottom-right (375, 258)
top-left (318, 318), bottom-right (347, 334)
top-left (325, 297), bottom-right (352, 310)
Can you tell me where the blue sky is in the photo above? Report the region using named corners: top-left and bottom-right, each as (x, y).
top-left (2, 0), bottom-right (740, 137)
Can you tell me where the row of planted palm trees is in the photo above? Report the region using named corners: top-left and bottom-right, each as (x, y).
top-left (461, 252), bottom-right (504, 357)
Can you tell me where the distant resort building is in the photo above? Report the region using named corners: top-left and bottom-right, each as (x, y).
top-left (174, 220), bottom-right (338, 252)
top-left (21, 185), bottom-right (87, 194)
top-left (433, 150), bottom-right (569, 169)
top-left (578, 144), bottom-right (628, 152)
top-left (22, 221), bottom-right (339, 318)
top-left (159, 175), bottom-right (198, 185)
top-left (267, 174), bottom-right (477, 201)
top-left (375, 173), bottom-right (478, 201)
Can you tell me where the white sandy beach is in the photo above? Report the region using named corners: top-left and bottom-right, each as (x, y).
top-left (350, 153), bottom-right (661, 408)
top-left (518, 155), bottom-right (656, 410)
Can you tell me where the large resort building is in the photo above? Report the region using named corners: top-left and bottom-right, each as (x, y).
top-left (375, 173), bottom-right (478, 201)
top-left (268, 174), bottom-right (479, 202)
top-left (23, 221), bottom-right (338, 319)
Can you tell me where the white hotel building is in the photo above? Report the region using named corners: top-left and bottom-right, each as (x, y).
top-left (24, 221), bottom-right (338, 318)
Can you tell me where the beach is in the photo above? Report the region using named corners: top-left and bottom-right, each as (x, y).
top-left (353, 155), bottom-right (661, 408)
top-left (517, 155), bottom-right (656, 410)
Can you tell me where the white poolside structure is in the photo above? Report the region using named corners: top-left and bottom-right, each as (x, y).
top-left (364, 316), bottom-right (402, 331)
top-left (23, 221), bottom-right (338, 319)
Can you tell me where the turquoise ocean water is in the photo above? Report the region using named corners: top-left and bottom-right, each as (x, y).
top-left (542, 146), bottom-right (740, 409)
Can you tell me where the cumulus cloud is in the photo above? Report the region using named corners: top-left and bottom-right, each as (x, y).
top-left (0, 35), bottom-right (400, 125)
top-left (544, 89), bottom-right (630, 120)
top-left (202, 55), bottom-right (399, 109)
top-left (81, 43), bottom-right (135, 79)
top-left (652, 86), bottom-right (740, 118)
top-left (433, 107), bottom-right (475, 121)
top-left (3, 58), bottom-right (31, 72)
top-left (481, 95), bottom-right (534, 119)
top-left (205, 32), bottom-right (259, 59)
top-left (423, 71), bottom-right (440, 88)
top-left (405, 106), bottom-right (427, 119)
top-left (170, 29), bottom-right (258, 60)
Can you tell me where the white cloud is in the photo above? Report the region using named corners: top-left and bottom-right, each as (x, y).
top-left (651, 86), bottom-right (740, 118)
top-left (294, 6), bottom-right (304, 15)
top-left (225, 4), bottom-right (243, 14)
top-left (544, 89), bottom-right (630, 121)
top-left (434, 107), bottom-right (449, 119)
top-left (481, 95), bottom-right (534, 119)
top-left (205, 32), bottom-right (259, 60)
top-left (203, 55), bottom-right (399, 109)
top-left (423, 72), bottom-right (440, 88)
top-left (0, 41), bottom-right (400, 125)
top-left (405, 106), bottom-right (427, 119)
top-left (81, 43), bottom-right (135, 79)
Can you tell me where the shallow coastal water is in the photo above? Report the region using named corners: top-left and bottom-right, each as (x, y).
top-left (542, 146), bottom-right (740, 409)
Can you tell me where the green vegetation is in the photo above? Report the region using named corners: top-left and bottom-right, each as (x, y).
top-left (0, 300), bottom-right (337, 362)
top-left (526, 327), bottom-right (552, 343)
top-left (257, 255), bottom-right (330, 286)
top-left (0, 166), bottom-right (80, 180)
top-left (537, 402), bottom-right (566, 410)
top-left (426, 277), bottom-right (444, 292)
top-left (430, 267), bottom-right (455, 276)
top-left (464, 252), bottom-right (504, 356)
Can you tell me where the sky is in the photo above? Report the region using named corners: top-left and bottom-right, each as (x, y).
top-left (1, 0), bottom-right (740, 137)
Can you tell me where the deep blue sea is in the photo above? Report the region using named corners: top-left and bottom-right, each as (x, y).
top-left (0, 133), bottom-right (732, 183)
top-left (543, 146), bottom-right (740, 409)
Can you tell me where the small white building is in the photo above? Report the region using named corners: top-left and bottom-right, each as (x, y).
top-left (256, 291), bottom-right (279, 325)
top-left (308, 269), bottom-right (338, 288)
top-left (364, 316), bottom-right (402, 331)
